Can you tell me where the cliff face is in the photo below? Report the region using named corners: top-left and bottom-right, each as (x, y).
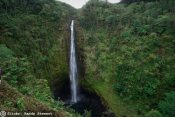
top-left (74, 21), bottom-right (85, 79)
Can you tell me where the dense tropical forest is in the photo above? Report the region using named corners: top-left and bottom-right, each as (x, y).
top-left (0, 0), bottom-right (175, 117)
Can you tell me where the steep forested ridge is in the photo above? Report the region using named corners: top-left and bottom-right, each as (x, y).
top-left (0, 0), bottom-right (79, 116)
top-left (78, 0), bottom-right (175, 117)
top-left (0, 0), bottom-right (175, 117)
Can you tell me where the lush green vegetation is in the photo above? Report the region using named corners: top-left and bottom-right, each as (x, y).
top-left (1, 0), bottom-right (175, 117)
top-left (79, 0), bottom-right (175, 117)
top-left (0, 0), bottom-right (75, 81)
top-left (0, 0), bottom-right (80, 116)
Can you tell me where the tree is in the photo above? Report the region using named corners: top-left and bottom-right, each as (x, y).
top-left (145, 110), bottom-right (163, 117)
top-left (121, 0), bottom-right (158, 3)
top-left (158, 91), bottom-right (175, 117)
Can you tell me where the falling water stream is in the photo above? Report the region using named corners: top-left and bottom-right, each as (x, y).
top-left (70, 20), bottom-right (78, 103)
top-left (53, 20), bottom-right (110, 117)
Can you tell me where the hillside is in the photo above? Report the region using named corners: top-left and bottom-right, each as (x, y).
top-left (78, 0), bottom-right (175, 117)
top-left (0, 0), bottom-right (79, 116)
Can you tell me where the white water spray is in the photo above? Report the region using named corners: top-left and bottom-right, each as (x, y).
top-left (70, 20), bottom-right (78, 103)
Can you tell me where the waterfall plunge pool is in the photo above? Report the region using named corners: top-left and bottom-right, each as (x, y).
top-left (53, 78), bottom-right (115, 117)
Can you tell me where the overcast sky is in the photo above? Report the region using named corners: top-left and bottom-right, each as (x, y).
top-left (56, 0), bottom-right (121, 9)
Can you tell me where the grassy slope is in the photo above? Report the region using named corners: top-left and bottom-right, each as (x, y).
top-left (81, 77), bottom-right (139, 117)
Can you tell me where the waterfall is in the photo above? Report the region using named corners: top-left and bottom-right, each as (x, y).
top-left (70, 20), bottom-right (78, 103)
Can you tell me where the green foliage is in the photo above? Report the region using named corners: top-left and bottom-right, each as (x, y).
top-left (158, 91), bottom-right (175, 117)
top-left (0, 44), bottom-right (14, 61)
top-left (132, 19), bottom-right (148, 35)
top-left (121, 28), bottom-right (132, 39)
top-left (84, 110), bottom-right (92, 117)
top-left (80, 0), bottom-right (175, 116)
top-left (105, 15), bottom-right (117, 25)
top-left (16, 98), bottom-right (25, 111)
top-left (145, 110), bottom-right (163, 117)
top-left (0, 0), bottom-right (73, 80)
top-left (1, 0), bottom-right (175, 116)
top-left (18, 86), bottom-right (31, 95)
top-left (0, 0), bottom-right (76, 116)
top-left (1, 57), bottom-right (31, 86)
top-left (4, 100), bottom-right (13, 107)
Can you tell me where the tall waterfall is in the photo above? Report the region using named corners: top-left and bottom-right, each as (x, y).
top-left (70, 20), bottom-right (78, 103)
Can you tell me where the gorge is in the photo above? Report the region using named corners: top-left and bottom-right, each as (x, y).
top-left (53, 20), bottom-right (109, 117)
top-left (0, 0), bottom-right (175, 117)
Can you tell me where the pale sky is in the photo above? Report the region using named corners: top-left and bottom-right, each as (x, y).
top-left (56, 0), bottom-right (121, 9)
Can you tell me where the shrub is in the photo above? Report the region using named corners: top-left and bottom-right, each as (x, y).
top-left (158, 91), bottom-right (175, 117)
top-left (1, 57), bottom-right (31, 86)
top-left (16, 98), bottom-right (25, 111)
top-left (145, 110), bottom-right (163, 117)
top-left (0, 44), bottom-right (14, 61)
